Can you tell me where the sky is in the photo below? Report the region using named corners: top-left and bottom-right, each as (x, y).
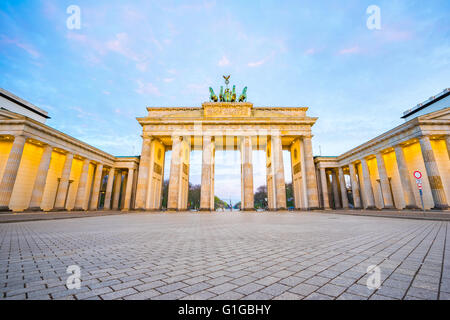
top-left (1, 0), bottom-right (449, 203)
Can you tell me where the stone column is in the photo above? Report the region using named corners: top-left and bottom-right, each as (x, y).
top-left (446, 135), bottom-right (450, 160)
top-left (200, 135), bottom-right (215, 211)
top-left (376, 152), bottom-right (395, 209)
top-left (103, 168), bottom-right (115, 210)
top-left (272, 135), bottom-right (286, 210)
top-left (89, 163), bottom-right (103, 210)
top-left (122, 168), bottom-right (134, 211)
top-left (320, 168), bottom-right (330, 209)
top-left (74, 159), bottom-right (90, 211)
top-left (348, 163), bottom-right (361, 209)
top-left (394, 145), bottom-right (418, 209)
top-left (360, 158), bottom-right (376, 209)
top-left (168, 135), bottom-right (182, 210)
top-left (240, 136), bottom-right (254, 210)
top-left (135, 137), bottom-right (152, 210)
top-left (53, 153), bottom-right (74, 211)
top-left (299, 138), bottom-right (308, 209)
top-left (419, 136), bottom-right (448, 209)
top-left (112, 170), bottom-right (122, 210)
top-left (28, 144), bottom-right (53, 211)
top-left (338, 167), bottom-right (349, 209)
top-left (331, 169), bottom-right (341, 208)
top-left (0, 135), bottom-right (27, 211)
top-left (302, 136), bottom-right (319, 209)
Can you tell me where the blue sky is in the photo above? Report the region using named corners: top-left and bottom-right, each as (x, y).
top-left (1, 0), bottom-right (449, 202)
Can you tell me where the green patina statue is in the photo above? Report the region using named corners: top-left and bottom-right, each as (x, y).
top-left (209, 87), bottom-right (218, 102)
top-left (219, 86), bottom-right (224, 102)
top-left (239, 86), bottom-right (247, 102)
top-left (211, 76), bottom-right (247, 103)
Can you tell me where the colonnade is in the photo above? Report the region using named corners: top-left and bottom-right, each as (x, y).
top-left (0, 134), bottom-right (136, 212)
top-left (316, 135), bottom-right (449, 211)
top-left (134, 133), bottom-right (320, 211)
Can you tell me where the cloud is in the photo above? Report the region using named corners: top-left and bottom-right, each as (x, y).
top-left (163, 78), bottom-right (175, 83)
top-left (247, 51), bottom-right (275, 67)
top-left (106, 32), bottom-right (140, 61)
top-left (0, 35), bottom-right (40, 58)
top-left (304, 48), bottom-right (317, 55)
top-left (248, 58), bottom-right (267, 67)
top-left (218, 55), bottom-right (230, 67)
top-left (135, 80), bottom-right (161, 96)
top-left (338, 46), bottom-right (362, 55)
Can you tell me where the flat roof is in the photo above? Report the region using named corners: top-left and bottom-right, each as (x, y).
top-left (0, 88), bottom-right (50, 119)
top-left (401, 88), bottom-right (450, 119)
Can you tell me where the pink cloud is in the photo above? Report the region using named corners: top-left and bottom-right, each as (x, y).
top-left (0, 35), bottom-right (40, 58)
top-left (304, 48), bottom-right (317, 55)
top-left (135, 80), bottom-right (161, 96)
top-left (338, 46), bottom-right (362, 55)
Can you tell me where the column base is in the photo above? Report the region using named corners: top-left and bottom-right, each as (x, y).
top-left (24, 207), bottom-right (44, 212)
top-left (199, 208), bottom-right (213, 212)
top-left (72, 207), bottom-right (87, 212)
top-left (364, 206), bottom-right (377, 210)
top-left (404, 205), bottom-right (421, 210)
top-left (381, 206), bottom-right (397, 210)
top-left (306, 207), bottom-right (321, 211)
top-left (50, 208), bottom-right (67, 212)
top-left (431, 205), bottom-right (449, 210)
top-left (0, 206), bottom-right (12, 213)
top-left (242, 208), bottom-right (255, 211)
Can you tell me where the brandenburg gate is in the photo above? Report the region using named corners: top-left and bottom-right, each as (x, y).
top-left (134, 79), bottom-right (320, 211)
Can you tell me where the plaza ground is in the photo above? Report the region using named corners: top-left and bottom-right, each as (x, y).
top-left (0, 211), bottom-right (449, 300)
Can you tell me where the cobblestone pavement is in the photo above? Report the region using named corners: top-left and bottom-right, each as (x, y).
top-left (0, 212), bottom-right (449, 300)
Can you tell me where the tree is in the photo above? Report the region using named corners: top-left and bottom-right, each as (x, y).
top-left (254, 185), bottom-right (267, 209)
top-left (161, 179), bottom-right (169, 209)
top-left (214, 196), bottom-right (229, 210)
top-left (285, 182), bottom-right (294, 208)
top-left (188, 184), bottom-right (201, 209)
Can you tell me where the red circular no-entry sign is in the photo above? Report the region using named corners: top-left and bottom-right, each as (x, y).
top-left (413, 171), bottom-right (422, 179)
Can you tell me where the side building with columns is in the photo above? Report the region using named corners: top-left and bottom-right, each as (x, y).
top-left (0, 88), bottom-right (139, 212)
top-left (314, 88), bottom-right (450, 211)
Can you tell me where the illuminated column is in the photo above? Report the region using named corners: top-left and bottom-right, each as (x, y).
top-left (0, 135), bottom-right (27, 211)
top-left (376, 152), bottom-right (395, 209)
top-left (272, 135), bottom-right (286, 210)
top-left (103, 168), bottom-right (115, 210)
top-left (28, 144), bottom-right (53, 211)
top-left (122, 168), bottom-right (135, 210)
top-left (331, 169), bottom-right (341, 208)
top-left (135, 137), bottom-right (152, 210)
top-left (419, 136), bottom-right (448, 209)
top-left (89, 163), bottom-right (103, 210)
top-left (74, 159), bottom-right (90, 210)
top-left (241, 136), bottom-right (254, 210)
top-left (348, 163), bottom-right (361, 209)
top-left (200, 135), bottom-right (215, 211)
top-left (112, 170), bottom-right (122, 210)
top-left (53, 153), bottom-right (74, 211)
top-left (360, 158), bottom-right (376, 209)
top-left (394, 145), bottom-right (418, 209)
top-left (168, 135), bottom-right (182, 210)
top-left (303, 136), bottom-right (320, 209)
top-left (446, 135), bottom-right (450, 159)
top-left (338, 167), bottom-right (349, 209)
top-left (320, 168), bottom-right (330, 209)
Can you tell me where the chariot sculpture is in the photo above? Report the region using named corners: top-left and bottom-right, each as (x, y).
top-left (209, 76), bottom-right (247, 102)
